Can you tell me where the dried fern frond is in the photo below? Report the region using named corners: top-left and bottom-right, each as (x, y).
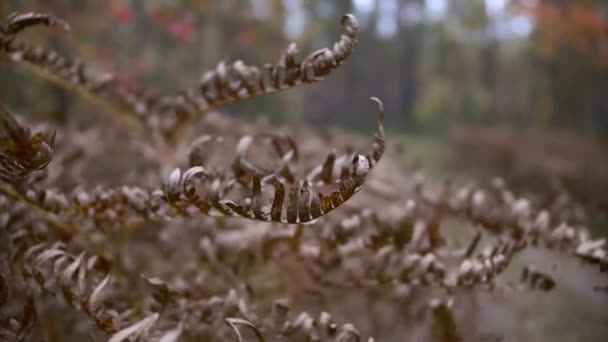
top-left (1, 12), bottom-right (360, 141)
top-left (140, 283), bottom-right (373, 341)
top-left (123, 13), bottom-right (360, 137)
top-left (0, 12), bottom-right (70, 39)
top-left (177, 14), bottom-right (359, 112)
top-left (2, 7), bottom-right (606, 342)
top-left (0, 12), bottom-right (117, 119)
top-left (520, 265), bottom-right (556, 292)
top-left (0, 104), bottom-right (54, 184)
top-left (225, 317), bottom-right (265, 342)
top-left (14, 241), bottom-right (127, 334)
top-left (0, 12), bottom-right (169, 158)
top-left (30, 97), bottom-right (384, 224)
top-left (108, 312), bottom-right (159, 342)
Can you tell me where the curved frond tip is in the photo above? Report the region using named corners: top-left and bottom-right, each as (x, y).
top-left (1, 12), bottom-right (70, 38)
top-left (152, 13), bottom-right (360, 131)
top-left (34, 98), bottom-right (385, 225)
top-left (0, 104), bottom-right (54, 184)
top-left (145, 97), bottom-right (383, 223)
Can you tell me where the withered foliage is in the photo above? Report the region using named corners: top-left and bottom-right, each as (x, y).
top-left (0, 104), bottom-right (54, 184)
top-left (0, 10), bottom-right (607, 342)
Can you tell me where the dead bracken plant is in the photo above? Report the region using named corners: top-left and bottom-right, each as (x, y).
top-left (0, 10), bottom-right (607, 342)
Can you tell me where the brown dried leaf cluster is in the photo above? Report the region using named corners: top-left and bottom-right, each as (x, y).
top-left (0, 10), bottom-right (606, 342)
top-left (0, 104), bottom-right (54, 184)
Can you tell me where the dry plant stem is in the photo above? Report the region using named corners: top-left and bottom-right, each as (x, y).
top-left (0, 185), bottom-right (142, 314)
top-left (0, 11), bottom-right (174, 163)
top-left (8, 59), bottom-right (176, 165)
top-left (200, 15), bottom-right (358, 112)
top-left (0, 183), bottom-right (74, 236)
top-left (166, 14), bottom-right (360, 140)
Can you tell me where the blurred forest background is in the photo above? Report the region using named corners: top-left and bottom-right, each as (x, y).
top-left (1, 0), bottom-right (607, 222)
